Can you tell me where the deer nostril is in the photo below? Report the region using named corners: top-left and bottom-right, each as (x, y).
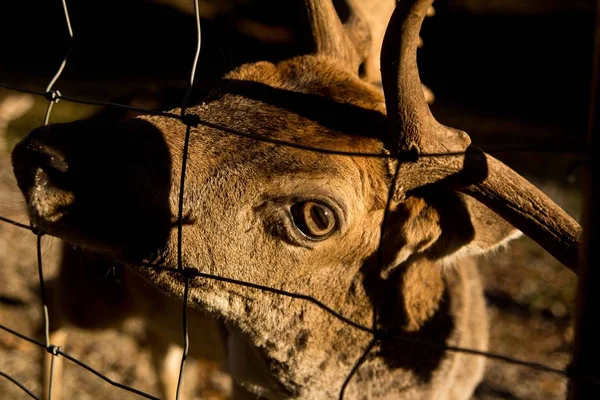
top-left (32, 144), bottom-right (69, 174)
top-left (13, 141), bottom-right (72, 192)
top-left (11, 136), bottom-right (75, 200)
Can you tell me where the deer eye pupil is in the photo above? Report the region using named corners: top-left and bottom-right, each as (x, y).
top-left (309, 205), bottom-right (330, 230)
top-left (291, 201), bottom-right (337, 240)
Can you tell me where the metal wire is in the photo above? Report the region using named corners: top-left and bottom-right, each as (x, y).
top-left (174, 1), bottom-right (202, 398)
top-left (175, 277), bottom-right (191, 400)
top-left (139, 261), bottom-right (373, 333)
top-left (57, 350), bottom-right (160, 399)
top-left (0, 0), bottom-right (593, 399)
top-left (177, 123), bottom-right (193, 274)
top-left (338, 339), bottom-right (378, 400)
top-left (372, 159), bottom-right (402, 331)
top-left (34, 232), bottom-right (57, 400)
top-left (0, 82), bottom-right (586, 160)
top-left (35, 234), bottom-right (50, 348)
top-left (0, 371), bottom-right (40, 400)
top-left (43, 0), bottom-right (74, 94)
top-left (0, 323), bottom-right (159, 399)
top-left (0, 215), bottom-right (32, 230)
top-left (47, 353), bottom-right (56, 400)
top-left (23, 1), bottom-right (77, 399)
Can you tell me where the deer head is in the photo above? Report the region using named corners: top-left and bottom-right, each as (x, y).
top-left (11, 0), bottom-right (580, 398)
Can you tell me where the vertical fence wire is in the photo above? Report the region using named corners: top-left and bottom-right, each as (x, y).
top-left (176, 276), bottom-right (192, 400)
top-left (338, 339), bottom-right (378, 400)
top-left (337, 157), bottom-right (402, 398)
top-left (32, 0), bottom-right (75, 398)
top-left (175, 0), bottom-right (202, 398)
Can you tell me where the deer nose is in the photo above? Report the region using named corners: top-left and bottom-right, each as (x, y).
top-left (11, 134), bottom-right (71, 196)
top-left (31, 142), bottom-right (69, 173)
top-left (32, 143), bottom-right (70, 190)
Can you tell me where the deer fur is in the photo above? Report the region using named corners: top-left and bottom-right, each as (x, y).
top-left (15, 54), bottom-right (512, 400)
top-left (9, 0), bottom-right (580, 399)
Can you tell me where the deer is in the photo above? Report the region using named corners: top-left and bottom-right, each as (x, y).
top-left (9, 0), bottom-right (581, 398)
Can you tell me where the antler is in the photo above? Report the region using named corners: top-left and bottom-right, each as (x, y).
top-left (304, 0), bottom-right (370, 73)
top-left (380, 0), bottom-right (582, 271)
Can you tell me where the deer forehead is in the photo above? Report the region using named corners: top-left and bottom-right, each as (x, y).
top-left (192, 56), bottom-right (390, 146)
top-left (226, 56), bottom-right (388, 110)
top-left (143, 55), bottom-right (392, 217)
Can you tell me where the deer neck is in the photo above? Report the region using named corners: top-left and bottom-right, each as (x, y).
top-left (210, 259), bottom-right (487, 399)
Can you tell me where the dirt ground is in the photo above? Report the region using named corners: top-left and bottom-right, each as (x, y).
top-left (0, 85), bottom-right (584, 400)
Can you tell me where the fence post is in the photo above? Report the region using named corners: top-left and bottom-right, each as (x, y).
top-left (566, 0), bottom-right (600, 398)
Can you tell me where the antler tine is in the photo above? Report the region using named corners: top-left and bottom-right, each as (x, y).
top-left (379, 0), bottom-right (582, 270)
top-left (304, 0), bottom-right (365, 72)
top-left (381, 0), bottom-right (468, 155)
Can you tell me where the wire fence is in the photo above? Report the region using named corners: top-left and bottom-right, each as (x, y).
top-left (0, 0), bottom-right (595, 399)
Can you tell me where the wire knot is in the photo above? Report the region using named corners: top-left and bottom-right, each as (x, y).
top-left (395, 147), bottom-right (419, 163)
top-left (29, 224), bottom-right (45, 237)
top-left (46, 344), bottom-right (61, 356)
top-left (181, 114), bottom-right (200, 128)
top-left (182, 267), bottom-right (200, 279)
top-left (44, 90), bottom-right (61, 103)
top-left (373, 328), bottom-right (390, 341)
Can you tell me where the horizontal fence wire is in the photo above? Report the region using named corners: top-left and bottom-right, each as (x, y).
top-left (0, 0), bottom-right (591, 399)
top-left (0, 83), bottom-right (587, 161)
top-left (0, 371), bottom-right (40, 400)
top-left (0, 322), bottom-right (159, 400)
top-left (0, 215), bottom-right (32, 230)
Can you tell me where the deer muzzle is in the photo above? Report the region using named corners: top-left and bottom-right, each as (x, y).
top-left (12, 127), bottom-right (75, 229)
top-left (10, 118), bottom-right (174, 261)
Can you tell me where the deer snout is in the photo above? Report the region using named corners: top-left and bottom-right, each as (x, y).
top-left (12, 129), bottom-right (76, 226)
top-left (10, 118), bottom-right (175, 261)
top-left (13, 138), bottom-right (70, 187)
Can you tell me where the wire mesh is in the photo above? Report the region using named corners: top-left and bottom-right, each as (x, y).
top-left (0, 0), bottom-right (594, 399)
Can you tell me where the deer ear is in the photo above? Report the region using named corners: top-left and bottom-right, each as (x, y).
top-left (378, 192), bottom-right (521, 331)
top-left (379, 196), bottom-right (442, 275)
top-left (452, 194), bottom-right (523, 260)
top-left (380, 191), bottom-right (521, 276)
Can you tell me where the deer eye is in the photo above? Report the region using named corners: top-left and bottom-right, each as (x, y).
top-left (290, 201), bottom-right (337, 240)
